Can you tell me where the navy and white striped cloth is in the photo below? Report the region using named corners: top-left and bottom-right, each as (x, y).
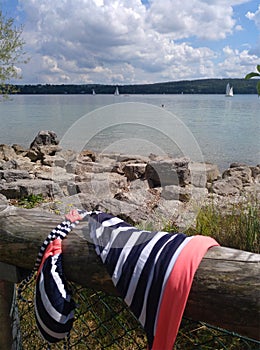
top-left (18, 209), bottom-right (218, 349)
top-left (18, 217), bottom-right (79, 346)
top-left (85, 211), bottom-right (219, 349)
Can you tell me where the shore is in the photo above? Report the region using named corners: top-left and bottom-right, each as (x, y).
top-left (0, 131), bottom-right (259, 230)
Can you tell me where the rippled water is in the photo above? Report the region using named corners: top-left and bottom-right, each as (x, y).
top-left (0, 94), bottom-right (259, 171)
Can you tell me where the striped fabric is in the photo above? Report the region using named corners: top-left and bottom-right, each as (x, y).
top-left (35, 238), bottom-right (75, 344)
top-left (86, 211), bottom-right (219, 349)
top-left (18, 209), bottom-right (218, 349)
top-left (18, 216), bottom-right (80, 346)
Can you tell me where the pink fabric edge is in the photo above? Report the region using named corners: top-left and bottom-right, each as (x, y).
top-left (152, 236), bottom-right (219, 350)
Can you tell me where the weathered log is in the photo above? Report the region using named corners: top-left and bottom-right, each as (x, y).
top-left (0, 206), bottom-right (259, 340)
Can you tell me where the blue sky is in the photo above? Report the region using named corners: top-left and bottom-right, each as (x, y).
top-left (1, 0), bottom-right (259, 84)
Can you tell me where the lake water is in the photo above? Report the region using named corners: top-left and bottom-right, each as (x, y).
top-left (0, 94), bottom-right (259, 171)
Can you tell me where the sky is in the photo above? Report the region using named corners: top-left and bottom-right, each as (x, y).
top-left (1, 0), bottom-right (260, 85)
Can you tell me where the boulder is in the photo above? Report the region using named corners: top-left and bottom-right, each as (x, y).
top-left (189, 162), bottom-right (220, 188)
top-left (0, 179), bottom-right (62, 199)
top-left (30, 130), bottom-right (59, 148)
top-left (123, 163), bottom-right (147, 181)
top-left (161, 185), bottom-right (191, 202)
top-left (75, 173), bottom-right (128, 198)
top-left (96, 198), bottom-right (148, 225)
top-left (145, 158), bottom-right (190, 188)
top-left (0, 193), bottom-right (8, 211)
top-left (0, 169), bottom-right (32, 183)
top-left (250, 165), bottom-right (260, 180)
top-left (43, 154), bottom-right (67, 167)
top-left (211, 177), bottom-right (243, 196)
top-left (0, 144), bottom-right (17, 161)
top-left (222, 166), bottom-right (252, 184)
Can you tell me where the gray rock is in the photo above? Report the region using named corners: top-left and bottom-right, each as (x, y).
top-left (42, 155), bottom-right (67, 167)
top-left (96, 198), bottom-right (148, 224)
top-left (211, 177), bottom-right (243, 196)
top-left (0, 169), bottom-right (32, 183)
top-left (0, 193), bottom-right (9, 211)
top-left (30, 130), bottom-right (59, 148)
top-left (222, 166), bottom-right (252, 184)
top-left (189, 162), bottom-right (220, 187)
top-left (75, 173), bottom-right (128, 198)
top-left (0, 144), bottom-right (17, 161)
top-left (74, 162), bottom-right (113, 178)
top-left (0, 179), bottom-right (62, 199)
top-left (123, 163), bottom-right (147, 181)
top-left (161, 185), bottom-right (191, 202)
top-left (250, 165), bottom-right (260, 180)
top-left (145, 158), bottom-right (190, 188)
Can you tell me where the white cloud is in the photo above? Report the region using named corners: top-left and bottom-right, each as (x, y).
top-left (246, 5), bottom-right (260, 28)
top-left (14, 0), bottom-right (260, 84)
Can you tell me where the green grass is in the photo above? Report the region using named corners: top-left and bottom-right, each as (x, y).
top-left (161, 199), bottom-right (259, 254)
top-left (189, 200), bottom-right (259, 253)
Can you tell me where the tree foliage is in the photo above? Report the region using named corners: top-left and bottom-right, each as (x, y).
top-left (0, 10), bottom-right (27, 98)
top-left (245, 65), bottom-right (260, 96)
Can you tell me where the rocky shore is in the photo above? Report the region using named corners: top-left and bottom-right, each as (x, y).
top-left (0, 131), bottom-right (259, 230)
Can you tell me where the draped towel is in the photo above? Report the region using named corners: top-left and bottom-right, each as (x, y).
top-left (85, 211), bottom-right (219, 349)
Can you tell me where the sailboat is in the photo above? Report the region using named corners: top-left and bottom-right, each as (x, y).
top-left (92, 89), bottom-right (96, 95)
top-left (225, 83), bottom-right (233, 97)
top-left (114, 87), bottom-right (119, 96)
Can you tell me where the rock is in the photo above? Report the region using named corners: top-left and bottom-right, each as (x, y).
top-left (211, 177), bottom-right (243, 196)
top-left (189, 162), bottom-right (220, 187)
top-left (123, 163), bottom-right (147, 181)
top-left (30, 130), bottom-right (59, 148)
top-left (0, 159), bottom-right (18, 170)
top-left (75, 173), bottom-right (128, 198)
top-left (0, 169), bottom-right (32, 183)
top-left (230, 162), bottom-right (248, 168)
top-left (145, 158), bottom-right (190, 188)
top-left (222, 166), bottom-right (252, 184)
top-left (76, 150), bottom-right (96, 163)
top-left (0, 179), bottom-right (62, 199)
top-left (250, 165), bottom-right (260, 180)
top-left (43, 155), bottom-right (67, 167)
top-left (96, 198), bottom-right (148, 225)
top-left (12, 144), bottom-right (28, 155)
top-left (35, 166), bottom-right (75, 187)
top-left (74, 162), bottom-right (113, 178)
top-left (0, 193), bottom-right (8, 211)
top-left (28, 131), bottom-right (61, 163)
top-left (0, 144), bottom-right (17, 161)
top-left (161, 185), bottom-right (191, 202)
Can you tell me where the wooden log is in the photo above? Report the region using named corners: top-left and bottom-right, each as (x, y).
top-left (0, 280), bottom-right (14, 349)
top-left (0, 206), bottom-right (259, 340)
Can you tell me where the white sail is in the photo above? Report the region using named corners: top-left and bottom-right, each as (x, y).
top-left (114, 87), bottom-right (119, 96)
top-left (92, 89), bottom-right (96, 95)
top-left (226, 83), bottom-right (233, 97)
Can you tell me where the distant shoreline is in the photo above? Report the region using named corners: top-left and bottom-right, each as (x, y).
top-left (10, 78), bottom-right (258, 95)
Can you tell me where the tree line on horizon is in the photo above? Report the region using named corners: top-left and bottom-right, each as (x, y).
top-left (10, 78), bottom-right (258, 95)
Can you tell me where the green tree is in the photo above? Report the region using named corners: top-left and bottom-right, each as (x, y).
top-left (245, 65), bottom-right (260, 96)
top-left (0, 10), bottom-right (28, 98)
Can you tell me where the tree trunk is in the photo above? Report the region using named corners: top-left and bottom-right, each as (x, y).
top-left (0, 206), bottom-right (259, 340)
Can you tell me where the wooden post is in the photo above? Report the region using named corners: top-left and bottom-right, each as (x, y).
top-left (0, 261), bottom-right (24, 350)
top-left (0, 206), bottom-right (259, 340)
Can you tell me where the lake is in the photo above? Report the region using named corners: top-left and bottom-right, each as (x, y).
top-left (0, 94), bottom-right (259, 171)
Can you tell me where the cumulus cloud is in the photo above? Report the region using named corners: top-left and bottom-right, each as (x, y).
top-left (246, 4), bottom-right (260, 28)
top-left (14, 0), bottom-right (260, 84)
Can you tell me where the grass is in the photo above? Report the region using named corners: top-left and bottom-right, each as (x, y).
top-left (11, 193), bottom-right (45, 209)
top-left (161, 198), bottom-right (259, 254)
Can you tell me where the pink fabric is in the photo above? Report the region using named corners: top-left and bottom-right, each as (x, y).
top-left (152, 236), bottom-right (219, 350)
top-left (37, 239), bottom-right (62, 277)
